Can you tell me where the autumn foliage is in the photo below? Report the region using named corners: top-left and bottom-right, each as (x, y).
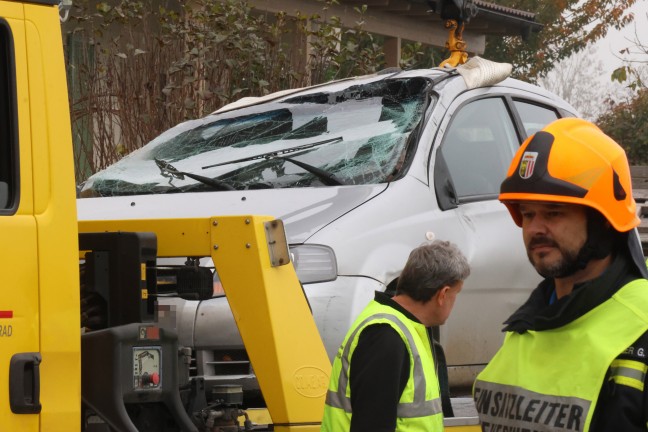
top-left (485, 0), bottom-right (638, 80)
top-left (597, 89), bottom-right (648, 165)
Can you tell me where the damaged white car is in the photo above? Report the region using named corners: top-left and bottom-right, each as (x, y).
top-left (78, 59), bottom-right (577, 396)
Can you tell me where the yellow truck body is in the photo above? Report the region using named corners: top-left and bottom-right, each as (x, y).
top-left (0, 1), bottom-right (79, 431)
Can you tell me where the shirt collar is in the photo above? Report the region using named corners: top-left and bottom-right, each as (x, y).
top-left (374, 291), bottom-right (422, 324)
top-left (503, 251), bottom-right (640, 333)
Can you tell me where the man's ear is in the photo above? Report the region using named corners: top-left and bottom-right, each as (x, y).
top-left (435, 286), bottom-right (450, 305)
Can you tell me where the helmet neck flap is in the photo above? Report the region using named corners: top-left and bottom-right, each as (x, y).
top-left (567, 209), bottom-right (621, 277)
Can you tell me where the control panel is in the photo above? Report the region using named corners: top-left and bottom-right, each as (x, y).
top-left (82, 323), bottom-right (197, 432)
top-left (133, 347), bottom-right (161, 389)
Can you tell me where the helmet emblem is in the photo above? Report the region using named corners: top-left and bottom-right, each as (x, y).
top-left (519, 151), bottom-right (538, 179)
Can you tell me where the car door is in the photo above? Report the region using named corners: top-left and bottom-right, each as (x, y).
top-left (431, 89), bottom-right (562, 379)
top-left (0, 3), bottom-right (41, 431)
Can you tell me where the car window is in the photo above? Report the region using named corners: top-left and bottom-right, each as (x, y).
top-left (81, 77), bottom-right (432, 197)
top-left (0, 21), bottom-right (17, 212)
top-left (439, 97), bottom-right (518, 201)
top-left (513, 100), bottom-right (559, 137)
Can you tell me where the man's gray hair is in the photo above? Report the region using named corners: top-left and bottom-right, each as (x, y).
top-left (396, 240), bottom-right (470, 303)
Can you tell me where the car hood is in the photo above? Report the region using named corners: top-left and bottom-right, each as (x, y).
top-left (77, 184), bottom-right (388, 243)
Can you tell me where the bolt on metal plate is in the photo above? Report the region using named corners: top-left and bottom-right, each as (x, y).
top-left (264, 219), bottom-right (290, 267)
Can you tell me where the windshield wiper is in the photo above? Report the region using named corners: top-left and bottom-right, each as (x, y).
top-left (200, 136), bottom-right (345, 186)
top-left (155, 158), bottom-right (236, 191)
top-left (201, 136), bottom-right (343, 169)
top-left (272, 155), bottom-right (345, 186)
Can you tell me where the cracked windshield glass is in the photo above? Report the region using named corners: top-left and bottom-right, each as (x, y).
top-left (80, 77), bottom-right (432, 197)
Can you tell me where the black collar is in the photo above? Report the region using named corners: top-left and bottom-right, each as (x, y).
top-left (503, 251), bottom-right (641, 333)
top-left (374, 291), bottom-right (422, 324)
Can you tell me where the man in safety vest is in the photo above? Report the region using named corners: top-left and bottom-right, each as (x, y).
top-left (474, 118), bottom-right (648, 432)
top-left (322, 240), bottom-right (470, 431)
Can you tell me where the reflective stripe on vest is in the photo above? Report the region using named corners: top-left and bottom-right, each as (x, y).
top-left (325, 312), bottom-right (442, 418)
top-left (474, 278), bottom-right (648, 432)
top-left (610, 359), bottom-right (647, 391)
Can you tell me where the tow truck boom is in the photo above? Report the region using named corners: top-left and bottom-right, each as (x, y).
top-left (79, 216), bottom-right (331, 431)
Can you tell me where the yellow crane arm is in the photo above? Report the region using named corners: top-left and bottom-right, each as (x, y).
top-left (439, 19), bottom-right (469, 68)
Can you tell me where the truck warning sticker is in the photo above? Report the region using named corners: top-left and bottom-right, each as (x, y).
top-left (0, 311), bottom-right (13, 337)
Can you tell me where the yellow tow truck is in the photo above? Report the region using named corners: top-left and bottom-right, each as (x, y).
top-left (0, 1), bottom-right (480, 430)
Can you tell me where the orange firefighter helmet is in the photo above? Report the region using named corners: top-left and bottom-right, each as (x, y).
top-left (499, 118), bottom-right (639, 232)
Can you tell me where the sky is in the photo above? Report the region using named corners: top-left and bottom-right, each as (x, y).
top-left (542, 1), bottom-right (648, 119)
top-left (593, 1), bottom-right (648, 79)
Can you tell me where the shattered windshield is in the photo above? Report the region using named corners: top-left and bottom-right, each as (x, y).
top-left (81, 77), bottom-right (433, 197)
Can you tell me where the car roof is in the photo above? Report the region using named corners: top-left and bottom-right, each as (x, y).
top-left (213, 68), bottom-right (447, 115)
top-left (213, 59), bottom-right (575, 117)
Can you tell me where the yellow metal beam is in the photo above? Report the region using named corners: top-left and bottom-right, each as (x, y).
top-left (210, 216), bottom-right (330, 428)
top-left (79, 218), bottom-right (213, 257)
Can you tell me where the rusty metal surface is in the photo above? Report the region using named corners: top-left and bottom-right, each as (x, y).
top-left (336, 0), bottom-right (540, 36)
top-left (473, 0), bottom-right (536, 20)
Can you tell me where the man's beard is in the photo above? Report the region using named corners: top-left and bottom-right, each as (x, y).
top-left (527, 235), bottom-right (582, 278)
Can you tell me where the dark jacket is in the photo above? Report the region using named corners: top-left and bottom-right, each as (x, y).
top-left (348, 292), bottom-right (414, 432)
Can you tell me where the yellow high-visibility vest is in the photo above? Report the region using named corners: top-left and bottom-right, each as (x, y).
top-left (474, 279), bottom-right (648, 432)
top-left (322, 300), bottom-right (444, 431)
